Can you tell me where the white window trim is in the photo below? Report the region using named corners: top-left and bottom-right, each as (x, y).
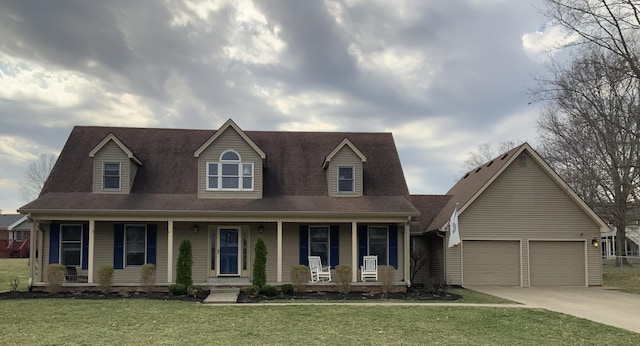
top-left (205, 150), bottom-right (255, 191)
top-left (308, 225), bottom-right (331, 265)
top-left (124, 224), bottom-right (147, 267)
top-left (103, 161), bottom-right (122, 191)
top-left (60, 224), bottom-right (83, 267)
top-left (367, 226), bottom-right (389, 265)
top-left (337, 165), bottom-right (355, 194)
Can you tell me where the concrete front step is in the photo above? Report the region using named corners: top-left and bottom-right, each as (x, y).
top-left (203, 288), bottom-right (240, 304)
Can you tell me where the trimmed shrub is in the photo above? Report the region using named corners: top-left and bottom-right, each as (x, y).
top-left (379, 265), bottom-right (396, 293)
top-left (140, 263), bottom-right (157, 293)
top-left (290, 265), bottom-right (309, 293)
top-left (245, 285), bottom-right (260, 297)
top-left (176, 240), bottom-right (193, 287)
top-left (169, 283), bottom-right (187, 296)
top-left (187, 285), bottom-right (203, 298)
top-left (424, 276), bottom-right (449, 295)
top-left (281, 283), bottom-right (294, 295)
top-left (252, 238), bottom-right (267, 288)
top-left (335, 265), bottom-right (352, 294)
top-left (46, 264), bottom-right (66, 293)
top-left (98, 265), bottom-right (114, 294)
top-left (260, 284), bottom-right (277, 297)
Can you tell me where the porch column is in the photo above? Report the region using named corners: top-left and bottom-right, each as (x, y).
top-left (404, 218), bottom-right (411, 286)
top-left (277, 221), bottom-right (283, 282)
top-left (38, 224), bottom-right (44, 282)
top-left (88, 219), bottom-right (95, 283)
top-left (29, 219), bottom-right (36, 286)
top-left (167, 220), bottom-right (173, 283)
top-left (352, 221), bottom-right (358, 282)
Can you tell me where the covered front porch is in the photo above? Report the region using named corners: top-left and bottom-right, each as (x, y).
top-left (28, 215), bottom-right (412, 288)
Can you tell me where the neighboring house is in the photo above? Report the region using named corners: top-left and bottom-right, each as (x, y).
top-left (19, 122), bottom-right (606, 289)
top-left (0, 214), bottom-right (32, 258)
top-left (411, 144), bottom-right (607, 287)
top-left (601, 226), bottom-right (640, 259)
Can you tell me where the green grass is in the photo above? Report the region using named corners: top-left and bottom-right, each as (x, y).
top-left (0, 258), bottom-right (29, 292)
top-left (603, 259), bottom-right (640, 294)
top-left (448, 287), bottom-right (515, 304)
top-left (0, 299), bottom-right (636, 345)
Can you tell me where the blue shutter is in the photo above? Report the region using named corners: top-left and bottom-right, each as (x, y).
top-left (147, 224), bottom-right (157, 265)
top-left (389, 225), bottom-right (398, 269)
top-left (81, 223), bottom-right (89, 269)
top-left (49, 223), bottom-right (60, 264)
top-left (299, 225), bottom-right (309, 266)
top-left (114, 224), bottom-right (124, 269)
top-left (329, 225), bottom-right (339, 269)
top-left (358, 225), bottom-right (367, 267)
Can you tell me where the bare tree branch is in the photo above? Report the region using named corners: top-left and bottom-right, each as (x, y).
top-left (19, 153), bottom-right (56, 203)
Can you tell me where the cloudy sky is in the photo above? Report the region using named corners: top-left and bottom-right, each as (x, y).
top-left (0, 0), bottom-right (562, 213)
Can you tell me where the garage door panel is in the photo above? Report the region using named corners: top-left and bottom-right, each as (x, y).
top-left (530, 241), bottom-right (584, 286)
top-left (463, 241), bottom-right (520, 286)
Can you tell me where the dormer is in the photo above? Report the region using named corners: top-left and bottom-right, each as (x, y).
top-left (323, 138), bottom-right (366, 197)
top-left (89, 133), bottom-right (142, 194)
top-left (194, 119), bottom-right (266, 199)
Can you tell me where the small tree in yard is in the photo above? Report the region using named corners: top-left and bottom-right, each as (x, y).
top-left (253, 238), bottom-right (267, 288)
top-left (176, 240), bottom-right (193, 287)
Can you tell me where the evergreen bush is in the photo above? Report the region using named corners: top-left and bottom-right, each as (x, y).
top-left (169, 283), bottom-right (187, 296)
top-left (252, 238), bottom-right (267, 288)
top-left (280, 283), bottom-right (294, 295)
top-left (176, 240), bottom-right (193, 287)
top-left (260, 284), bottom-right (277, 297)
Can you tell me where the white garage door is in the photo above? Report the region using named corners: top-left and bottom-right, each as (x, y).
top-left (529, 241), bottom-right (585, 286)
top-left (463, 240), bottom-right (520, 286)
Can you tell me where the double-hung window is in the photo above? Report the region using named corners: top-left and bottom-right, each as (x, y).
top-left (125, 225), bottom-right (146, 266)
top-left (368, 226), bottom-right (388, 265)
top-left (207, 150), bottom-right (254, 190)
top-left (309, 226), bottom-right (330, 266)
top-left (338, 166), bottom-right (354, 193)
top-left (103, 162), bottom-right (121, 190)
top-left (61, 224), bottom-right (83, 266)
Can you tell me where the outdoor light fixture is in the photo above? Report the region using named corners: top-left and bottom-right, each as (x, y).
top-left (193, 224), bottom-right (199, 233)
top-left (259, 225), bottom-right (264, 233)
top-left (592, 237), bottom-right (599, 248)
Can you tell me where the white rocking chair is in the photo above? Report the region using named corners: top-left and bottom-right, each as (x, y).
top-left (308, 256), bottom-right (332, 282)
top-left (360, 255), bottom-right (378, 281)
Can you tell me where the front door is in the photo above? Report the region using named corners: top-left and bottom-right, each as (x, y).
top-left (218, 228), bottom-right (240, 276)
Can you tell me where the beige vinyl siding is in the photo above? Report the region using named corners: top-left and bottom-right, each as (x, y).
top-left (93, 141), bottom-right (133, 193)
top-left (198, 127), bottom-right (263, 199)
top-left (327, 147), bottom-right (363, 197)
top-left (413, 233), bottom-right (446, 284)
top-left (94, 222), bottom-right (168, 284)
top-left (462, 240), bottom-right (520, 286)
top-left (447, 152), bottom-right (602, 286)
top-left (529, 241), bottom-right (585, 286)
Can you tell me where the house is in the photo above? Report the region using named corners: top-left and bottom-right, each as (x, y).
top-left (19, 120), bottom-right (418, 288)
top-left (411, 144), bottom-right (607, 287)
top-left (19, 121), bottom-right (606, 289)
top-left (0, 214), bottom-right (32, 258)
top-left (601, 226), bottom-right (640, 259)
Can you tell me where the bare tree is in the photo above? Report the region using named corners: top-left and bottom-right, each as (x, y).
top-left (20, 153), bottom-right (56, 202)
top-left (543, 0), bottom-right (640, 80)
top-left (537, 47), bottom-right (640, 266)
top-left (461, 140), bottom-right (521, 174)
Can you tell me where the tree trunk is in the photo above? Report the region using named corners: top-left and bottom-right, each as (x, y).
top-left (615, 223), bottom-right (631, 266)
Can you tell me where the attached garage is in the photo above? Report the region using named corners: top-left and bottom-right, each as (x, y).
top-left (529, 241), bottom-right (585, 286)
top-left (462, 240), bottom-right (520, 286)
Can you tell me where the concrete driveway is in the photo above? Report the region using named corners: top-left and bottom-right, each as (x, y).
top-left (467, 286), bottom-right (640, 334)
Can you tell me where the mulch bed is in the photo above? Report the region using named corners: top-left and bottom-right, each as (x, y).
top-left (0, 286), bottom-right (460, 303)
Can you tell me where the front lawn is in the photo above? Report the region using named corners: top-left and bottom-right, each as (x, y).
top-left (0, 299), bottom-right (636, 345)
top-left (603, 259), bottom-right (640, 294)
top-left (0, 258), bottom-right (29, 292)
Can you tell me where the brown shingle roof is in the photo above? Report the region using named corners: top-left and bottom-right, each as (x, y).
top-left (409, 195), bottom-right (452, 234)
top-left (21, 125), bottom-right (417, 215)
top-left (427, 143), bottom-right (527, 231)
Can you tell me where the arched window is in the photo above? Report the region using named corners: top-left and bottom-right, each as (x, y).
top-left (207, 150), bottom-right (254, 190)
